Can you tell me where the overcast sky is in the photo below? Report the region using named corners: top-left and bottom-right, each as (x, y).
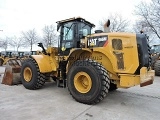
top-left (0, 0), bottom-right (150, 39)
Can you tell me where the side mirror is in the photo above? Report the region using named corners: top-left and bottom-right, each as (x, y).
top-left (38, 43), bottom-right (43, 47)
top-left (37, 43), bottom-right (47, 55)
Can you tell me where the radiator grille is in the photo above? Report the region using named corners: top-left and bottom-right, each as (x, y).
top-left (112, 39), bottom-right (122, 50)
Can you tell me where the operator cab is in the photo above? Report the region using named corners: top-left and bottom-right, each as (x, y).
top-left (56, 17), bottom-right (95, 55)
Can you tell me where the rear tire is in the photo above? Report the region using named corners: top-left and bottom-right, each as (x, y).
top-left (154, 60), bottom-right (160, 76)
top-left (20, 58), bottom-right (46, 90)
top-left (67, 60), bottom-right (110, 105)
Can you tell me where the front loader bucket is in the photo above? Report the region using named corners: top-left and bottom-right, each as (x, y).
top-left (2, 59), bottom-right (22, 85)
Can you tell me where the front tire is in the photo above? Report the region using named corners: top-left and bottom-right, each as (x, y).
top-left (67, 60), bottom-right (110, 105)
top-left (20, 58), bottom-right (46, 90)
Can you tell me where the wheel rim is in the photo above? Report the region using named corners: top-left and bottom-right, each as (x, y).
top-left (74, 72), bottom-right (92, 93)
top-left (23, 67), bottom-right (32, 82)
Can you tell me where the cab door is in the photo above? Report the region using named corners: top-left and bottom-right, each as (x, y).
top-left (59, 22), bottom-right (76, 56)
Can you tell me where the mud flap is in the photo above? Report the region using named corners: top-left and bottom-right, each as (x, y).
top-left (1, 59), bottom-right (22, 85)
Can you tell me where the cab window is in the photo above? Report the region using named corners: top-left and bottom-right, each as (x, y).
top-left (78, 23), bottom-right (91, 38)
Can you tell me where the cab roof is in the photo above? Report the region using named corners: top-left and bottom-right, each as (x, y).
top-left (56, 17), bottom-right (95, 27)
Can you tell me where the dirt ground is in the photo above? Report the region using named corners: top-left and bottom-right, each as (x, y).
top-left (0, 66), bottom-right (160, 120)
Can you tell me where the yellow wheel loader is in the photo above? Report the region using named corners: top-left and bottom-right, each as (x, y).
top-left (1, 51), bottom-right (23, 85)
top-left (20, 17), bottom-right (154, 104)
top-left (30, 51), bottom-right (39, 55)
top-left (0, 51), bottom-right (13, 66)
top-left (151, 44), bottom-right (160, 76)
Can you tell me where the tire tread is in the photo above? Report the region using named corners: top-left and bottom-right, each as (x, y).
top-left (68, 59), bottom-right (110, 104)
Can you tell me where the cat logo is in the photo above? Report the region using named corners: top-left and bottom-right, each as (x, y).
top-left (87, 36), bottom-right (108, 46)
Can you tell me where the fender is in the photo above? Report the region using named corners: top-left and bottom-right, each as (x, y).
top-left (66, 48), bottom-right (92, 72)
top-left (67, 48), bottom-right (119, 80)
top-left (31, 55), bottom-right (58, 73)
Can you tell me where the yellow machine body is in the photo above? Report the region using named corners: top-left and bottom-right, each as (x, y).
top-left (32, 32), bottom-right (154, 88)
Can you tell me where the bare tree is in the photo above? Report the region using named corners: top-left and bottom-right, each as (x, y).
top-left (0, 38), bottom-right (3, 47)
top-left (21, 29), bottom-right (39, 51)
top-left (42, 24), bottom-right (57, 48)
top-left (0, 37), bottom-right (10, 51)
top-left (99, 13), bottom-right (129, 32)
top-left (133, 21), bottom-right (156, 43)
top-left (134, 0), bottom-right (160, 40)
top-left (9, 36), bottom-right (26, 52)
